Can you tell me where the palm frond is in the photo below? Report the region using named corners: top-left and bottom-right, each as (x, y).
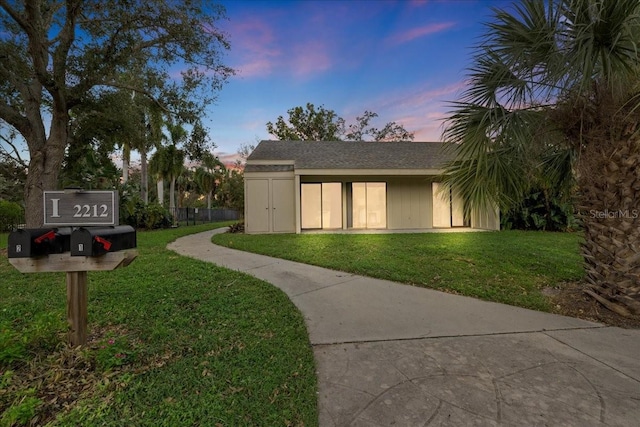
top-left (442, 0), bottom-right (640, 215)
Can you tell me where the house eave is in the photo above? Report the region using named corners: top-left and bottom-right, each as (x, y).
top-left (294, 168), bottom-right (445, 176)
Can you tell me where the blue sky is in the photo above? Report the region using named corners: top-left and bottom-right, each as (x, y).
top-left (209, 0), bottom-right (512, 163)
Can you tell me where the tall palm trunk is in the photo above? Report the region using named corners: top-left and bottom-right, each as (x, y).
top-left (169, 177), bottom-right (176, 210)
top-left (122, 142), bottom-right (130, 184)
top-left (140, 150), bottom-right (148, 204)
top-left (578, 137), bottom-right (640, 316)
top-left (157, 178), bottom-right (164, 206)
top-left (122, 159), bottom-right (129, 183)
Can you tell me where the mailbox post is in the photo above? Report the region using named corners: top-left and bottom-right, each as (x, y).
top-left (7, 191), bottom-right (137, 347)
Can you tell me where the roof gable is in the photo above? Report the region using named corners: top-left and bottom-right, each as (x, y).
top-left (246, 140), bottom-right (454, 170)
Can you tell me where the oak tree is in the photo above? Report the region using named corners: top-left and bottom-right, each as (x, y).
top-left (0, 0), bottom-right (233, 226)
top-left (267, 103), bottom-right (414, 142)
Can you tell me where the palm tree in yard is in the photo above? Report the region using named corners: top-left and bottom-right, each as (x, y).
top-left (149, 146), bottom-right (167, 206)
top-left (443, 0), bottom-right (640, 316)
top-left (194, 154), bottom-right (226, 218)
top-left (164, 123), bottom-right (187, 211)
top-left (136, 100), bottom-right (164, 204)
top-left (149, 122), bottom-right (187, 209)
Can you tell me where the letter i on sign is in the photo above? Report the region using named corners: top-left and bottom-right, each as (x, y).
top-left (51, 199), bottom-right (60, 217)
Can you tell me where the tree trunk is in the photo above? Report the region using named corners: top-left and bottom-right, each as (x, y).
top-left (141, 150), bottom-right (148, 204)
top-left (24, 113), bottom-right (69, 227)
top-left (122, 141), bottom-right (131, 183)
top-left (122, 157), bottom-right (129, 183)
top-left (169, 178), bottom-right (176, 210)
top-left (578, 138), bottom-right (640, 316)
top-left (157, 178), bottom-right (164, 206)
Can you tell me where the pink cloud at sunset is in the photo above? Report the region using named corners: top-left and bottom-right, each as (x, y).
top-left (224, 16), bottom-right (281, 78)
top-left (411, 112), bottom-right (450, 141)
top-left (225, 14), bottom-right (336, 80)
top-left (398, 82), bottom-right (467, 110)
top-left (364, 81), bottom-right (467, 121)
top-left (290, 40), bottom-right (333, 78)
top-left (353, 81), bottom-right (467, 143)
top-left (386, 22), bottom-right (456, 46)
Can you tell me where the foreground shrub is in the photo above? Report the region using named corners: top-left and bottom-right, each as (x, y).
top-left (120, 197), bottom-right (173, 230)
top-left (0, 200), bottom-right (23, 232)
top-left (501, 189), bottom-right (577, 232)
top-left (228, 221), bottom-right (245, 233)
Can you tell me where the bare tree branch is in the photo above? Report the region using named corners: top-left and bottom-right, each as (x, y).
top-left (0, 129), bottom-right (28, 167)
top-left (0, 0), bottom-right (29, 30)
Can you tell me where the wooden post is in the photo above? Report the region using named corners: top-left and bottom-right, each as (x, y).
top-left (9, 250), bottom-right (137, 347)
top-left (66, 271), bottom-right (88, 346)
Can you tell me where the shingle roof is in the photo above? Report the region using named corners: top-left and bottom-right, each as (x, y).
top-left (243, 164), bottom-right (295, 173)
top-left (247, 140), bottom-right (454, 170)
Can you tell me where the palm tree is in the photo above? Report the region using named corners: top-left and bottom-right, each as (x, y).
top-left (149, 146), bottom-right (167, 206)
top-left (137, 101), bottom-right (164, 204)
top-left (194, 154), bottom-right (226, 217)
top-left (176, 166), bottom-right (195, 208)
top-left (443, 0), bottom-right (640, 316)
top-left (164, 123), bottom-right (187, 211)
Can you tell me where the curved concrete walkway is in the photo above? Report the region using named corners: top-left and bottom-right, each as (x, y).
top-left (168, 229), bottom-right (640, 427)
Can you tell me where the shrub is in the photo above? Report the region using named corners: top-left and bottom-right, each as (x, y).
top-left (228, 221), bottom-right (245, 233)
top-left (0, 200), bottom-right (23, 232)
top-left (143, 203), bottom-right (173, 229)
top-left (119, 190), bottom-right (173, 230)
top-left (501, 189), bottom-right (577, 232)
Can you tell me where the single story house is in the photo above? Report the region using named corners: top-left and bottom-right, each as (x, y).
top-left (243, 140), bottom-right (499, 234)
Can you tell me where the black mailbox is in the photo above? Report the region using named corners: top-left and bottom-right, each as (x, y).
top-left (8, 227), bottom-right (72, 258)
top-left (70, 226), bottom-right (136, 257)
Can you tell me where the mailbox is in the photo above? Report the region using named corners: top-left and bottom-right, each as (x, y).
top-left (71, 226), bottom-right (136, 257)
top-left (8, 227), bottom-right (72, 258)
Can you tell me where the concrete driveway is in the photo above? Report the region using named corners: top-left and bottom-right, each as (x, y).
top-left (168, 229), bottom-right (640, 426)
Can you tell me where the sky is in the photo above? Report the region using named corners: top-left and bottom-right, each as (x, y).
top-left (209, 0), bottom-right (513, 164)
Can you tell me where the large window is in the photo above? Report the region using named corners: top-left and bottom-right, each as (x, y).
top-left (301, 183), bottom-right (322, 229)
top-left (301, 183), bottom-right (342, 229)
top-left (351, 182), bottom-right (386, 229)
top-left (322, 183), bottom-right (342, 228)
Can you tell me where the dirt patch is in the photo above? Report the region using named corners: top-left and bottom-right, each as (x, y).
top-left (545, 282), bottom-right (640, 329)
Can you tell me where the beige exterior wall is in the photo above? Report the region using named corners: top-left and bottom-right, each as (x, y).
top-left (471, 205), bottom-right (500, 230)
top-left (387, 178), bottom-right (433, 229)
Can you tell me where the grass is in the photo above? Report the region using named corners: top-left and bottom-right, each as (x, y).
top-left (212, 230), bottom-right (585, 312)
top-left (1, 223), bottom-right (317, 426)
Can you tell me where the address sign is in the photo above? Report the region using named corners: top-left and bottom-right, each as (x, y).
top-left (44, 190), bottom-right (118, 226)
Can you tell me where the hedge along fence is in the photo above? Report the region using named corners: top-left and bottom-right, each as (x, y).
top-left (170, 207), bottom-right (241, 226)
top-left (0, 200), bottom-right (24, 232)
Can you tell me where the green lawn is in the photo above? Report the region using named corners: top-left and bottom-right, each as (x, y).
top-left (1, 224), bottom-right (317, 426)
top-left (212, 230), bottom-right (585, 312)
